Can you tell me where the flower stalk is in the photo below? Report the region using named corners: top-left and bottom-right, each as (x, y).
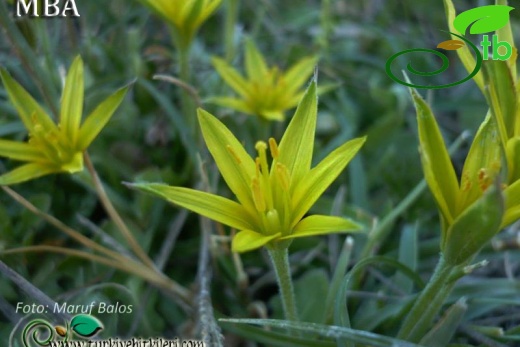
top-left (397, 255), bottom-right (455, 342)
top-left (224, 0), bottom-right (239, 61)
top-left (267, 247), bottom-right (298, 322)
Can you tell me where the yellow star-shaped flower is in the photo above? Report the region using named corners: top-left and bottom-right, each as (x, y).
top-left (0, 56), bottom-right (129, 185)
top-left (211, 40), bottom-right (318, 121)
top-left (131, 81), bottom-right (365, 252)
top-left (140, 0), bottom-right (221, 48)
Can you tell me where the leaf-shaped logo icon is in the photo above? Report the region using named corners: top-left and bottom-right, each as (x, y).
top-left (70, 315), bottom-right (103, 338)
top-left (453, 5), bottom-right (514, 35)
top-left (437, 39), bottom-right (465, 50)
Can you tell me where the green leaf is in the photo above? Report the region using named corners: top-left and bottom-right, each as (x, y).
top-left (453, 5), bottom-right (514, 35)
top-left (219, 318), bottom-right (427, 347)
top-left (443, 181), bottom-right (504, 265)
top-left (394, 224), bottom-right (418, 295)
top-left (70, 314), bottom-right (103, 337)
top-left (420, 298), bottom-right (467, 347)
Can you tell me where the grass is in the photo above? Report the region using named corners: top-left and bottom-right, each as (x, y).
top-left (0, 0), bottom-right (519, 346)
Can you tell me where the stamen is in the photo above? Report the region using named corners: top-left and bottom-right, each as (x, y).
top-left (276, 163), bottom-right (290, 191)
top-left (251, 178), bottom-right (266, 212)
top-left (269, 138), bottom-right (279, 159)
top-left (255, 142), bottom-right (269, 175)
top-left (255, 141), bottom-right (274, 210)
top-left (226, 145), bottom-right (242, 164)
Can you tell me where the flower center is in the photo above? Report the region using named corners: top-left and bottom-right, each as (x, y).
top-left (250, 138), bottom-right (292, 235)
top-left (29, 114), bottom-right (83, 173)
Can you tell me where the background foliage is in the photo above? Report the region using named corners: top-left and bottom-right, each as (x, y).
top-left (0, 0), bottom-right (519, 345)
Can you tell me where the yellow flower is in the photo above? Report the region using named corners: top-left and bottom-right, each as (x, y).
top-left (140, 0), bottom-right (221, 48)
top-left (0, 56), bottom-right (129, 185)
top-left (131, 81), bottom-right (365, 252)
top-left (410, 88), bottom-right (520, 264)
top-left (211, 40), bottom-right (318, 121)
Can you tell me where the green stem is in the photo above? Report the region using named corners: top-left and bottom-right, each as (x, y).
top-left (397, 255), bottom-right (455, 342)
top-left (224, 0), bottom-right (239, 62)
top-left (172, 28), bottom-right (197, 139)
top-left (267, 248), bottom-right (298, 322)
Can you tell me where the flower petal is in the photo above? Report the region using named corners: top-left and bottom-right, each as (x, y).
top-left (280, 215), bottom-right (362, 240)
top-left (78, 85), bottom-right (130, 150)
top-left (292, 136), bottom-right (366, 227)
top-left (459, 113), bottom-right (501, 209)
top-left (60, 56), bottom-right (84, 146)
top-left (411, 88), bottom-right (459, 224)
top-left (503, 179), bottom-right (520, 227)
top-left (130, 182), bottom-right (254, 231)
top-left (0, 68), bottom-right (57, 134)
top-left (276, 81), bottom-right (317, 188)
top-left (212, 57), bottom-right (250, 98)
top-left (207, 97), bottom-right (253, 115)
top-left (197, 109), bottom-right (257, 214)
top-left (260, 110), bottom-right (285, 121)
top-left (245, 40), bottom-right (269, 81)
top-left (232, 230), bottom-right (281, 253)
top-left (0, 163), bottom-right (57, 185)
top-left (0, 139), bottom-right (42, 162)
top-left (282, 56), bottom-right (318, 95)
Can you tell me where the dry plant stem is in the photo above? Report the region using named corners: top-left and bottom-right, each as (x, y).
top-left (3, 246), bottom-right (192, 310)
top-left (83, 152), bottom-right (155, 269)
top-left (153, 74), bottom-right (202, 107)
top-left (267, 247), bottom-right (299, 323)
top-left (2, 186), bottom-right (122, 261)
top-left (1, 186), bottom-right (191, 308)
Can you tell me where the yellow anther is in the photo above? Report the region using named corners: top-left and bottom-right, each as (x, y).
top-left (255, 141), bottom-right (269, 176)
top-left (276, 163), bottom-right (290, 191)
top-left (251, 178), bottom-right (266, 212)
top-left (269, 138), bottom-right (279, 159)
top-left (226, 145), bottom-right (242, 164)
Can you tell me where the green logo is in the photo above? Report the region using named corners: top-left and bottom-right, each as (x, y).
top-left (386, 5), bottom-right (514, 89)
top-left (21, 314), bottom-right (103, 346)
